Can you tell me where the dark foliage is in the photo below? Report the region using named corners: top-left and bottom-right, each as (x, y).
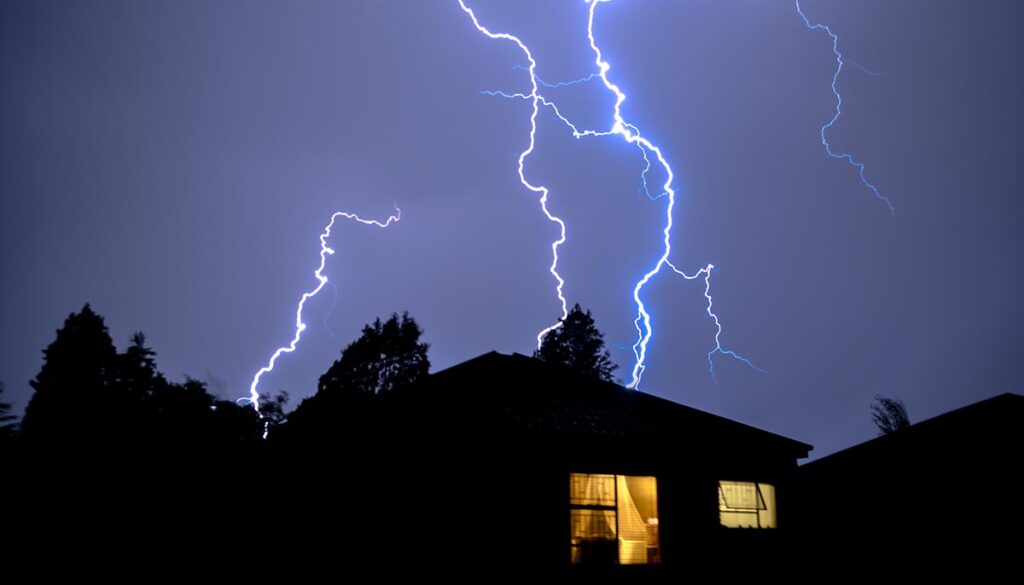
top-left (20, 304), bottom-right (120, 441)
top-left (258, 390), bottom-right (289, 434)
top-left (15, 305), bottom-right (429, 450)
top-left (534, 303), bottom-right (617, 382)
top-left (0, 382), bottom-right (17, 440)
top-left (7, 305), bottom-right (270, 572)
top-left (283, 312), bottom-right (429, 443)
top-left (19, 304), bottom-right (262, 448)
top-left (317, 311), bottom-right (430, 397)
top-left (870, 394), bottom-right (910, 435)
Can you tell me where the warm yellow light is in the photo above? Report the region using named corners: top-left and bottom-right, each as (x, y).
top-left (570, 473), bottom-right (616, 507)
top-left (569, 473), bottom-right (661, 565)
top-left (718, 480), bottom-right (777, 529)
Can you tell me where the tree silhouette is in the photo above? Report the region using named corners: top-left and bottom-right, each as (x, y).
top-left (20, 304), bottom-right (264, 447)
top-left (317, 312), bottom-right (430, 397)
top-left (0, 382), bottom-right (18, 441)
top-left (131, 348), bottom-right (262, 446)
top-left (871, 394), bottom-right (910, 435)
top-left (20, 304), bottom-right (119, 442)
top-left (115, 332), bottom-right (166, 397)
top-left (258, 390), bottom-right (289, 433)
top-left (283, 312), bottom-right (429, 442)
top-left (534, 303), bottom-right (617, 382)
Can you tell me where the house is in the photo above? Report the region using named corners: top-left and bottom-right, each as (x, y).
top-left (319, 351), bottom-right (812, 575)
top-left (794, 393), bottom-right (1023, 572)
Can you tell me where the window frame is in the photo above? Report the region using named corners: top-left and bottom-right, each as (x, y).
top-left (569, 472), bottom-right (660, 565)
top-left (717, 480), bottom-right (777, 529)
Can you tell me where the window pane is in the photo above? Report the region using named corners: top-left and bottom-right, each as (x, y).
top-left (720, 481), bottom-right (761, 510)
top-left (570, 509), bottom-right (617, 541)
top-left (570, 509), bottom-right (617, 565)
top-left (719, 481), bottom-right (777, 529)
top-left (758, 483), bottom-right (777, 529)
top-left (617, 475), bottom-right (660, 565)
top-left (570, 473), bottom-right (615, 507)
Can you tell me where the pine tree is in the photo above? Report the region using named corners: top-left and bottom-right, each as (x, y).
top-left (115, 332), bottom-right (165, 398)
top-left (535, 303), bottom-right (618, 382)
top-left (21, 304), bottom-right (118, 441)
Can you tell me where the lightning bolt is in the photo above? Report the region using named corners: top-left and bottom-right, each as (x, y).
top-left (243, 207), bottom-right (400, 437)
top-left (457, 0), bottom-right (569, 347)
top-left (467, 0), bottom-right (759, 389)
top-left (665, 262), bottom-right (765, 381)
top-left (583, 0), bottom-right (759, 388)
top-left (795, 0), bottom-right (895, 212)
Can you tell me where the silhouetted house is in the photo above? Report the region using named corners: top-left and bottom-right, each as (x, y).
top-left (795, 393), bottom-right (1023, 571)
top-left (327, 352), bottom-right (811, 576)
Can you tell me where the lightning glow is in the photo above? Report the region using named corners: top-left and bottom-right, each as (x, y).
top-left (457, 0), bottom-right (569, 347)
top-left (796, 0), bottom-right (895, 212)
top-left (472, 0), bottom-right (759, 388)
top-left (244, 207), bottom-right (400, 436)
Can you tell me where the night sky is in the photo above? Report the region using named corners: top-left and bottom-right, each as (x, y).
top-left (2, 0), bottom-right (1022, 459)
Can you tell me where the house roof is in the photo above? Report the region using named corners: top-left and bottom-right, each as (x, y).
top-left (801, 392), bottom-right (1024, 473)
top-left (400, 351), bottom-right (811, 460)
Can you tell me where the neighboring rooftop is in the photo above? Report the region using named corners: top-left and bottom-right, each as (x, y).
top-left (801, 392), bottom-right (1023, 472)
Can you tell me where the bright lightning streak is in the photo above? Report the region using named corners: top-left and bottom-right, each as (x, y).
top-left (477, 89), bottom-right (611, 139)
top-left (582, 0), bottom-right (758, 388)
top-left (244, 207), bottom-right (400, 437)
top-left (457, 0), bottom-right (569, 347)
top-left (795, 0), bottom-right (895, 213)
top-left (476, 0), bottom-right (759, 388)
top-left (483, 87), bottom-right (664, 202)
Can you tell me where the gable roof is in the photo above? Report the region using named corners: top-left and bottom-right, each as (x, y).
top-left (400, 351), bottom-right (811, 460)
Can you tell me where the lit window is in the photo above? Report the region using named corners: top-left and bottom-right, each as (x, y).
top-left (718, 481), bottom-right (777, 529)
top-left (569, 473), bottom-right (660, 565)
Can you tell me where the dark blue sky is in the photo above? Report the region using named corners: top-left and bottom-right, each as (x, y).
top-left (2, 0), bottom-right (1022, 458)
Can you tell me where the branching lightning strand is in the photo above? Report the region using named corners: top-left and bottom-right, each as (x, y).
top-left (586, 0), bottom-right (759, 388)
top-left (795, 0), bottom-right (895, 212)
top-left (473, 0), bottom-right (759, 388)
top-left (243, 207), bottom-right (400, 437)
top-left (457, 0), bottom-right (569, 347)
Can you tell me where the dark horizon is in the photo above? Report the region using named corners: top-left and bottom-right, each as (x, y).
top-left (3, 0), bottom-right (1023, 460)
